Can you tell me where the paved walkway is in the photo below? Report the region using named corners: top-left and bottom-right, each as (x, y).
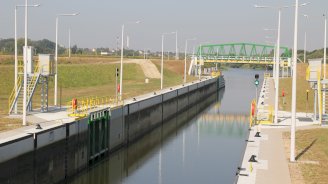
top-left (237, 77), bottom-right (320, 184)
top-left (256, 128), bottom-right (291, 184)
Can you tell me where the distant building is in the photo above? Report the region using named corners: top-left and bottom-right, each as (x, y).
top-left (100, 52), bottom-right (109, 56)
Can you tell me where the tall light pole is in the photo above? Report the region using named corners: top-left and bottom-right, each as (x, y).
top-left (290, 1), bottom-right (309, 162)
top-left (175, 31), bottom-right (179, 60)
top-left (264, 28), bottom-right (277, 81)
top-left (23, 0), bottom-right (28, 126)
top-left (324, 14), bottom-right (327, 80)
top-left (161, 32), bottom-right (175, 89)
top-left (68, 28), bottom-right (71, 58)
top-left (255, 2), bottom-right (308, 124)
top-left (54, 13), bottom-right (79, 106)
top-left (184, 38), bottom-right (196, 83)
top-left (14, 4), bottom-right (40, 114)
top-left (255, 5), bottom-right (286, 125)
top-left (323, 14), bottom-right (327, 116)
top-left (303, 14), bottom-right (309, 63)
top-left (119, 21), bottom-right (141, 101)
top-left (291, 0), bottom-right (299, 163)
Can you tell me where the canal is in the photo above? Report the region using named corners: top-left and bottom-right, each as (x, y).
top-left (68, 68), bottom-right (264, 184)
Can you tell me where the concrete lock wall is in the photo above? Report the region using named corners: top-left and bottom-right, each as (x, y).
top-left (0, 135), bottom-right (34, 184)
top-left (0, 76), bottom-right (224, 184)
top-left (125, 97), bottom-right (163, 143)
top-left (123, 77), bottom-right (223, 144)
top-left (66, 118), bottom-right (88, 177)
top-left (34, 125), bottom-right (67, 184)
top-left (109, 106), bottom-right (125, 151)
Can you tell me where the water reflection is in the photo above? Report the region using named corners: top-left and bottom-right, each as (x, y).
top-left (69, 68), bottom-right (263, 184)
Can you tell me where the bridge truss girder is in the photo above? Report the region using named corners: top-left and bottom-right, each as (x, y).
top-left (197, 43), bottom-right (291, 65)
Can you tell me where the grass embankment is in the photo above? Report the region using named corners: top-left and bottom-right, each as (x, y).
top-left (279, 63), bottom-right (314, 112)
top-left (283, 128), bottom-right (328, 184)
top-left (0, 56), bottom-right (193, 131)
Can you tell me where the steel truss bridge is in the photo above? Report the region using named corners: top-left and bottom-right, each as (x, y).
top-left (195, 43), bottom-right (291, 65)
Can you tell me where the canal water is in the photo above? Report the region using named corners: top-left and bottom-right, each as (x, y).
top-left (69, 68), bottom-right (264, 184)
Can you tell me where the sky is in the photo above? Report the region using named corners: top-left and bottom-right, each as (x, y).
top-left (0, 0), bottom-right (327, 52)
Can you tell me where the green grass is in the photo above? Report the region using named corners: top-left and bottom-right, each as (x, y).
top-left (279, 63), bottom-right (314, 112)
top-left (0, 58), bottom-right (190, 130)
top-left (284, 129), bottom-right (328, 184)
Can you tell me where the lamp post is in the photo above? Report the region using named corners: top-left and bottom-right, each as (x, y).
top-left (264, 28), bottom-right (277, 81)
top-left (323, 14), bottom-right (327, 116)
top-left (119, 21), bottom-right (141, 100)
top-left (255, 5), bottom-right (285, 125)
top-left (68, 28), bottom-right (71, 58)
top-left (23, 0), bottom-right (28, 126)
top-left (175, 31), bottom-right (179, 60)
top-left (161, 32), bottom-right (175, 89)
top-left (255, 2), bottom-right (308, 125)
top-left (303, 14), bottom-right (309, 63)
top-left (324, 14), bottom-right (327, 80)
top-left (184, 38), bottom-right (196, 83)
top-left (55, 13), bottom-right (79, 106)
top-left (290, 0), bottom-right (309, 162)
top-left (14, 4), bottom-right (40, 114)
top-left (199, 44), bottom-right (202, 80)
top-left (291, 0), bottom-right (300, 163)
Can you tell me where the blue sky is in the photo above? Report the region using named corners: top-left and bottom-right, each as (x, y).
top-left (0, 0), bottom-right (327, 52)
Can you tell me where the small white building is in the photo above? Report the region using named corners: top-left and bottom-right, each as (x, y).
top-left (100, 52), bottom-right (109, 56)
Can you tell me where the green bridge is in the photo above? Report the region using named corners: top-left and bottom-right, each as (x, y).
top-left (195, 43), bottom-right (291, 65)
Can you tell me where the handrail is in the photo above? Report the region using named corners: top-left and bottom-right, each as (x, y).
top-left (8, 75), bottom-right (22, 113)
top-left (26, 61), bottom-right (40, 101)
top-left (67, 96), bottom-right (123, 118)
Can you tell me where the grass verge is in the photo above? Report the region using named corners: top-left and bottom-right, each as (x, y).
top-left (279, 63), bottom-right (314, 112)
top-left (283, 128), bottom-right (328, 184)
top-left (0, 58), bottom-right (196, 132)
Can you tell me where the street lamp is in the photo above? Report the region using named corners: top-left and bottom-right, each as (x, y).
top-left (14, 3), bottom-right (40, 114)
top-left (264, 28), bottom-right (277, 80)
top-left (255, 2), bottom-right (309, 125)
top-left (184, 38), bottom-right (196, 83)
top-left (161, 32), bottom-right (175, 89)
top-left (303, 14), bottom-right (309, 63)
top-left (291, 0), bottom-right (300, 163)
top-left (324, 14), bottom-right (327, 80)
top-left (54, 13), bottom-right (79, 106)
top-left (175, 31), bottom-right (179, 60)
top-left (119, 21), bottom-right (141, 100)
top-left (323, 14), bottom-right (327, 116)
top-left (68, 28), bottom-right (71, 58)
top-left (291, 0), bottom-right (309, 162)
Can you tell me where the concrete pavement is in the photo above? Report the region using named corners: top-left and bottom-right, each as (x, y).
top-left (237, 77), bottom-right (320, 184)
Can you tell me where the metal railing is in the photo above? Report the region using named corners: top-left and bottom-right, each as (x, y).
top-left (67, 96), bottom-right (124, 118)
top-left (8, 75), bottom-right (22, 113)
top-left (26, 61), bottom-right (40, 101)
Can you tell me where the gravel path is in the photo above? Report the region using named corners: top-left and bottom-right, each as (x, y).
top-left (113, 59), bottom-right (161, 79)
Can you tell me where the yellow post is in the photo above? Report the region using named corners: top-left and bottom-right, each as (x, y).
top-left (250, 163), bottom-right (253, 173)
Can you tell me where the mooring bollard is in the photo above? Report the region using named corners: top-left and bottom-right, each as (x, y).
top-left (249, 155), bottom-right (258, 162)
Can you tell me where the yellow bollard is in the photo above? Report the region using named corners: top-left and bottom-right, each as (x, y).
top-left (250, 163), bottom-right (253, 173)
